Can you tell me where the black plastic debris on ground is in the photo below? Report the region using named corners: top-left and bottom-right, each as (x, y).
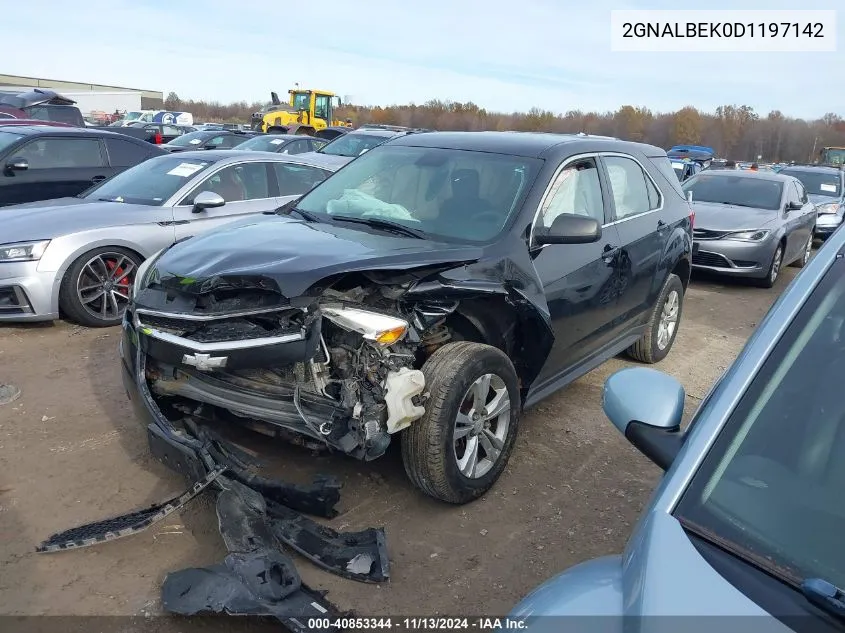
top-left (36, 423), bottom-right (391, 631)
top-left (36, 467), bottom-right (226, 552)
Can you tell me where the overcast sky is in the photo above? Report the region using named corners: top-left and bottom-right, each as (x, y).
top-left (5, 0), bottom-right (842, 119)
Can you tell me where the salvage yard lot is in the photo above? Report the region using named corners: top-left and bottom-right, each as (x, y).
top-left (0, 266), bottom-right (796, 621)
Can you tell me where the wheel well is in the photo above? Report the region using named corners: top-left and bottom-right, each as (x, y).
top-left (672, 257), bottom-right (691, 291)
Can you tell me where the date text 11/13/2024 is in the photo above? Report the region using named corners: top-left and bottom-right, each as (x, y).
top-left (306, 618), bottom-right (528, 630)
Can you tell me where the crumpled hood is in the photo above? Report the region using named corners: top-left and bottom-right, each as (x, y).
top-left (692, 201), bottom-right (779, 232)
top-left (809, 193), bottom-right (841, 207)
top-left (147, 214), bottom-right (484, 299)
top-left (0, 198), bottom-right (151, 242)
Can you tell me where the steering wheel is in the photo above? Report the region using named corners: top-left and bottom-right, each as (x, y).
top-left (471, 211), bottom-right (501, 223)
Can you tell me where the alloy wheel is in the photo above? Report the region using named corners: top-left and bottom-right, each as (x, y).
top-left (75, 252), bottom-right (136, 322)
top-left (657, 290), bottom-right (680, 351)
top-left (770, 246), bottom-right (783, 284)
top-left (453, 373), bottom-right (511, 479)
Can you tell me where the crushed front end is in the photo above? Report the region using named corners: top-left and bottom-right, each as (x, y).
top-left (121, 271), bottom-right (449, 471)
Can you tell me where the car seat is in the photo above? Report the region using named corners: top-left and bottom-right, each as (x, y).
top-left (210, 169), bottom-right (246, 202)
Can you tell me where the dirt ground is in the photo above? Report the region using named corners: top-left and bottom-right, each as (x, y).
top-left (0, 264), bottom-right (803, 625)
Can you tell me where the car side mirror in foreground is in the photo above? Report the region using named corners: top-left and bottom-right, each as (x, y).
top-left (602, 367), bottom-right (685, 470)
top-left (6, 157), bottom-right (29, 172)
top-left (192, 190), bottom-right (225, 213)
top-left (534, 213), bottom-right (601, 246)
top-left (787, 201), bottom-right (803, 211)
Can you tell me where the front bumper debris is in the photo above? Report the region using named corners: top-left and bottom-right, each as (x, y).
top-left (37, 326), bottom-right (391, 627)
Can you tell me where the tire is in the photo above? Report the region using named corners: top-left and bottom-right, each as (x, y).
top-left (791, 233), bottom-right (813, 268)
top-left (401, 341), bottom-right (521, 504)
top-left (59, 246), bottom-right (142, 327)
top-left (755, 243), bottom-right (783, 288)
top-left (626, 273), bottom-right (684, 364)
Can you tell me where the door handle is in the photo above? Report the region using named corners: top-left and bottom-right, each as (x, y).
top-left (602, 244), bottom-right (619, 263)
top-left (91, 175), bottom-right (107, 184)
top-left (657, 219), bottom-right (668, 231)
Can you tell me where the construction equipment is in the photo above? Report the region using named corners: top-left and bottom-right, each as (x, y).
top-left (819, 147), bottom-right (845, 166)
top-left (251, 89), bottom-right (350, 135)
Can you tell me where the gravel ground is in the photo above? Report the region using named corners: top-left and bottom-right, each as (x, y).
top-left (0, 264), bottom-right (801, 627)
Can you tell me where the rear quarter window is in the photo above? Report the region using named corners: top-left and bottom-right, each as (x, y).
top-left (647, 155), bottom-right (687, 199)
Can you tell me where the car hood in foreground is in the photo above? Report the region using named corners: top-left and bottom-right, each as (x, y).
top-left (691, 201), bottom-right (780, 232)
top-left (0, 198), bottom-right (165, 242)
top-left (142, 214), bottom-right (485, 300)
top-left (510, 512), bottom-right (789, 628)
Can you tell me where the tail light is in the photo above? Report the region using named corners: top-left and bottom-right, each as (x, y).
top-left (154, 132), bottom-right (162, 144)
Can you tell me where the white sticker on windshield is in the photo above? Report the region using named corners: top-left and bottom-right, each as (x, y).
top-left (672, 162), bottom-right (684, 169)
top-left (270, 139), bottom-right (284, 145)
top-left (189, 139), bottom-right (202, 145)
top-left (167, 163), bottom-right (205, 177)
top-left (821, 183), bottom-right (837, 192)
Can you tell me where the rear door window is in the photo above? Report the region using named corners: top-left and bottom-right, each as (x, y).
top-left (13, 137), bottom-right (105, 168)
top-left (105, 138), bottom-right (151, 167)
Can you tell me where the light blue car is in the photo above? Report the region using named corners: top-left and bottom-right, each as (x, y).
top-left (510, 224), bottom-right (845, 630)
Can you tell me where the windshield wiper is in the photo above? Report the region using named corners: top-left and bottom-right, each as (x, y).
top-left (802, 578), bottom-right (845, 620)
top-left (716, 201), bottom-right (757, 208)
top-left (330, 215), bottom-right (427, 239)
top-left (268, 199), bottom-right (319, 222)
top-left (97, 196), bottom-right (123, 203)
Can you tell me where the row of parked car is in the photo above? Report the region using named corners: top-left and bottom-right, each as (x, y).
top-left (1, 116), bottom-right (843, 626)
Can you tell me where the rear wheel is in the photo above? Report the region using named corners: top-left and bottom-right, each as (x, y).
top-left (626, 273), bottom-right (684, 364)
top-left (401, 342), bottom-right (520, 504)
top-left (59, 247), bottom-right (141, 327)
top-left (755, 244), bottom-right (783, 288)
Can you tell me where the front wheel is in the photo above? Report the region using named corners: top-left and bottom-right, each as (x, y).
top-left (59, 246), bottom-right (141, 327)
top-left (401, 341), bottom-right (521, 504)
top-left (755, 243), bottom-right (783, 288)
top-left (626, 273), bottom-right (684, 364)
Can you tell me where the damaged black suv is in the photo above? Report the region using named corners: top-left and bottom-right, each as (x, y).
top-left (120, 131), bottom-right (693, 504)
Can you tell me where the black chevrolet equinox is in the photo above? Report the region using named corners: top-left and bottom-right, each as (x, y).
top-left (121, 131), bottom-right (694, 504)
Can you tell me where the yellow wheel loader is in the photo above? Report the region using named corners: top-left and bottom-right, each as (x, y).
top-left (251, 89), bottom-right (351, 135)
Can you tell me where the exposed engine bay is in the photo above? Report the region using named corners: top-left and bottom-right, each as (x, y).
top-left (138, 271), bottom-right (478, 461)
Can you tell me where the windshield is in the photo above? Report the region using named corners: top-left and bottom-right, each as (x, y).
top-left (779, 170), bottom-right (841, 198)
top-left (683, 174), bottom-right (783, 210)
top-left (234, 135), bottom-right (289, 152)
top-left (675, 261), bottom-right (845, 589)
top-left (165, 131), bottom-right (214, 147)
top-left (82, 156), bottom-right (215, 205)
top-left (0, 130), bottom-right (23, 153)
top-left (124, 111), bottom-right (143, 121)
top-left (296, 145), bottom-right (542, 243)
top-left (820, 148), bottom-right (845, 166)
top-left (672, 162), bottom-right (686, 181)
top-left (291, 92), bottom-right (309, 111)
top-left (318, 133), bottom-right (392, 157)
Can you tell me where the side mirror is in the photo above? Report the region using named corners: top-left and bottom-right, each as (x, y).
top-left (534, 213), bottom-right (601, 246)
top-left (602, 367), bottom-right (685, 470)
top-left (6, 157), bottom-right (29, 172)
top-left (192, 191), bottom-right (225, 213)
top-left (787, 201), bottom-right (803, 211)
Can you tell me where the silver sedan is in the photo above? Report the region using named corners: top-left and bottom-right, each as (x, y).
top-left (0, 150), bottom-right (340, 326)
top-left (685, 169), bottom-right (817, 288)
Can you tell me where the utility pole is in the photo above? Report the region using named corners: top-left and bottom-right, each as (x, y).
top-left (810, 136), bottom-right (819, 162)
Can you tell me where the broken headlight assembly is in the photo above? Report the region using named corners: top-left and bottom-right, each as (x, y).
top-left (321, 306), bottom-right (409, 346)
top-left (131, 248), bottom-right (165, 299)
top-left (0, 239), bottom-right (50, 263)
